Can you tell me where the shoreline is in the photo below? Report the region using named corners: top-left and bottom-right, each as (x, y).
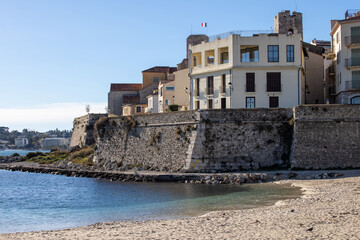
top-left (0, 170), bottom-right (359, 239)
top-left (0, 161), bottom-right (354, 185)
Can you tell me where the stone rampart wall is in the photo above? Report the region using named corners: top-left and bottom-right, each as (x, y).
top-left (291, 105), bottom-right (360, 169)
top-left (70, 114), bottom-right (107, 148)
top-left (71, 106), bottom-right (360, 172)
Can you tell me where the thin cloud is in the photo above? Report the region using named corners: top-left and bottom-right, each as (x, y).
top-left (0, 102), bottom-right (107, 132)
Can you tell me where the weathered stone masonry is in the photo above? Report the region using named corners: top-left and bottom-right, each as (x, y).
top-left (290, 105), bottom-right (360, 169)
top-left (71, 105), bottom-right (360, 172)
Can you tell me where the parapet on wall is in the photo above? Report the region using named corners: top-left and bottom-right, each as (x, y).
top-left (291, 105), bottom-right (360, 169)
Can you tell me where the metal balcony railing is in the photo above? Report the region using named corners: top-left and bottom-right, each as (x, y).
top-left (328, 65), bottom-right (335, 75)
top-left (345, 58), bottom-right (360, 68)
top-left (345, 80), bottom-right (360, 90)
top-left (194, 88), bottom-right (200, 97)
top-left (219, 85), bottom-right (226, 94)
top-left (205, 87), bottom-right (214, 96)
top-left (266, 84), bottom-right (282, 92)
top-left (345, 36), bottom-right (360, 46)
top-left (328, 86), bottom-right (336, 95)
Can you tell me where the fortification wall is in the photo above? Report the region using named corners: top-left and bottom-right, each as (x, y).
top-left (92, 109), bottom-right (293, 172)
top-left (94, 112), bottom-right (198, 171)
top-left (291, 105), bottom-right (360, 169)
top-left (72, 106), bottom-right (360, 172)
top-left (185, 109), bottom-right (293, 172)
top-left (70, 114), bottom-right (107, 148)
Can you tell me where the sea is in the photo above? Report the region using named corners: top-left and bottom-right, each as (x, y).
top-left (0, 149), bottom-right (50, 156)
top-left (0, 170), bottom-right (301, 234)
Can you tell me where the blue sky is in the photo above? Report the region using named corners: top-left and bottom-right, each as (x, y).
top-left (0, 0), bottom-right (358, 131)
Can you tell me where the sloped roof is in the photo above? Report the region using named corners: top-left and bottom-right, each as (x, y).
top-left (142, 66), bottom-right (177, 73)
top-left (123, 95), bottom-right (140, 104)
top-left (110, 84), bottom-right (142, 91)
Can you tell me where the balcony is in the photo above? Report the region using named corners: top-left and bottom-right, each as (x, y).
top-left (219, 85), bottom-right (226, 95)
top-left (344, 36), bottom-right (360, 47)
top-left (345, 80), bottom-right (360, 90)
top-left (345, 58), bottom-right (360, 69)
top-left (205, 87), bottom-right (214, 97)
top-left (194, 88), bottom-right (200, 98)
top-left (328, 65), bottom-right (335, 75)
top-left (328, 86), bottom-right (336, 95)
top-left (266, 84), bottom-right (282, 92)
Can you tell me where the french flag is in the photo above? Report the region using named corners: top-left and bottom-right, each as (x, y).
top-left (201, 22), bottom-right (207, 27)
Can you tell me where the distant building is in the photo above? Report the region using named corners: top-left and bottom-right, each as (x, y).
top-left (14, 137), bottom-right (29, 148)
top-left (145, 90), bottom-right (159, 114)
top-left (41, 138), bottom-right (70, 148)
top-left (158, 80), bottom-right (175, 112)
top-left (326, 9), bottom-right (360, 104)
top-left (311, 38), bottom-right (331, 50)
top-left (122, 103), bottom-right (147, 116)
top-left (108, 66), bottom-right (176, 116)
top-left (303, 42), bottom-right (326, 104)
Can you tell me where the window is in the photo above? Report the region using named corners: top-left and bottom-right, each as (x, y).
top-left (246, 73), bottom-right (255, 92)
top-left (208, 99), bottom-right (213, 109)
top-left (241, 46), bottom-right (259, 62)
top-left (165, 100), bottom-right (169, 105)
top-left (153, 77), bottom-right (158, 82)
top-left (192, 52), bottom-right (202, 67)
top-left (195, 101), bottom-right (200, 110)
top-left (246, 97), bottom-right (255, 108)
top-left (353, 71), bottom-right (360, 88)
top-left (337, 51), bottom-right (340, 64)
top-left (221, 52), bottom-right (229, 64)
top-left (160, 87), bottom-right (163, 96)
top-left (286, 45), bottom-right (294, 62)
top-left (268, 45), bottom-right (279, 62)
top-left (136, 106), bottom-right (142, 113)
top-left (351, 96), bottom-right (360, 104)
top-left (165, 86), bottom-right (174, 91)
top-left (221, 98), bottom-right (226, 109)
top-left (336, 32), bottom-right (340, 43)
top-left (205, 50), bottom-right (215, 66)
top-left (195, 78), bottom-right (200, 97)
top-left (206, 76), bottom-right (214, 95)
top-left (221, 74), bottom-right (226, 93)
top-left (267, 72), bottom-right (281, 92)
top-left (269, 96), bottom-right (279, 108)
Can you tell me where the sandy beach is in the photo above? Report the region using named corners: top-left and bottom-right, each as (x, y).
top-left (1, 173), bottom-right (360, 240)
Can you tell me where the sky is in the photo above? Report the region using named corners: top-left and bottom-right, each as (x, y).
top-left (0, 0), bottom-right (358, 132)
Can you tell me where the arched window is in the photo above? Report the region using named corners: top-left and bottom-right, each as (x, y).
top-left (351, 96), bottom-right (360, 104)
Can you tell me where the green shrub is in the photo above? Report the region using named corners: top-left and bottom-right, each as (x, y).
top-left (11, 153), bottom-right (20, 157)
top-left (168, 104), bottom-right (179, 112)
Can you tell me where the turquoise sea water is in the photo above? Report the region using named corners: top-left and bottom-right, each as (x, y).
top-left (0, 149), bottom-right (49, 156)
top-left (0, 170), bottom-right (301, 234)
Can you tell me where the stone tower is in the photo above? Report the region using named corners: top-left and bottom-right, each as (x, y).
top-left (274, 10), bottom-right (303, 39)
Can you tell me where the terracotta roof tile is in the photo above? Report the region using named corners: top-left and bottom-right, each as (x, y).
top-left (142, 66), bottom-right (177, 73)
top-left (123, 96), bottom-right (140, 104)
top-left (110, 84), bottom-right (142, 91)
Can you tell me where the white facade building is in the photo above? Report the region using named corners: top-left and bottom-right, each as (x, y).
top-left (14, 137), bottom-right (29, 148)
top-left (328, 10), bottom-right (360, 104)
top-left (145, 93), bottom-right (159, 113)
top-left (41, 138), bottom-right (70, 148)
top-left (189, 33), bottom-right (305, 110)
